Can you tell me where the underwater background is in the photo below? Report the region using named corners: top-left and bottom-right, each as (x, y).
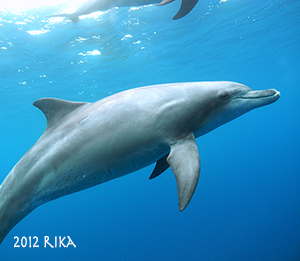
top-left (0, 0), bottom-right (299, 260)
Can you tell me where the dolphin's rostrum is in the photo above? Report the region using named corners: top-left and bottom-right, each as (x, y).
top-left (0, 81), bottom-right (280, 244)
top-left (47, 0), bottom-right (199, 22)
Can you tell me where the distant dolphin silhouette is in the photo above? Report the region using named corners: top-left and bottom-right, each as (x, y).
top-left (0, 81), bottom-right (280, 244)
top-left (46, 0), bottom-right (199, 22)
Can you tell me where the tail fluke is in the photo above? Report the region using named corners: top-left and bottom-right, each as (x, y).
top-left (173, 0), bottom-right (199, 20)
top-left (157, 0), bottom-right (199, 20)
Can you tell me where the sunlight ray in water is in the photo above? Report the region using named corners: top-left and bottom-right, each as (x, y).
top-left (79, 50), bottom-right (101, 56)
top-left (0, 0), bottom-right (71, 10)
top-left (27, 29), bottom-right (51, 35)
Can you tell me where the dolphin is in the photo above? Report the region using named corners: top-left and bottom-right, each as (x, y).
top-left (0, 81), bottom-right (280, 244)
top-left (46, 0), bottom-right (199, 22)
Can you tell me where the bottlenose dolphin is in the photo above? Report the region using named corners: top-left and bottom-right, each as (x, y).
top-left (47, 0), bottom-right (199, 22)
top-left (0, 81), bottom-right (280, 244)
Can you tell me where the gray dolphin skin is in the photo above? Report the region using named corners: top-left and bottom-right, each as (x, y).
top-left (0, 81), bottom-right (280, 244)
top-left (47, 0), bottom-right (199, 22)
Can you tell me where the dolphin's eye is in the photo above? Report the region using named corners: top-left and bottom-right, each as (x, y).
top-left (219, 91), bottom-right (230, 100)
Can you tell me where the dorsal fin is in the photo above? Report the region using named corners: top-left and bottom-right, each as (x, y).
top-left (33, 98), bottom-right (89, 130)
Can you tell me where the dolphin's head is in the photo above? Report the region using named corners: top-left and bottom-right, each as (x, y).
top-left (215, 81), bottom-right (280, 113)
top-left (193, 81), bottom-right (280, 137)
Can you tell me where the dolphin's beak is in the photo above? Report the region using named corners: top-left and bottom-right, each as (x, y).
top-left (240, 89), bottom-right (280, 100)
top-left (234, 89), bottom-right (280, 111)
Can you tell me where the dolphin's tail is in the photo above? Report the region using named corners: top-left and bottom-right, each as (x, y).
top-left (46, 13), bottom-right (79, 23)
top-left (173, 0), bottom-right (199, 20)
top-left (158, 0), bottom-right (199, 20)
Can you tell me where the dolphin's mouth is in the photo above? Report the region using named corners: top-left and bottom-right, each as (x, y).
top-left (234, 88), bottom-right (280, 112)
top-left (237, 89), bottom-right (280, 100)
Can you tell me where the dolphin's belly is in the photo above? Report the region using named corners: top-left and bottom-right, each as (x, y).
top-left (33, 141), bottom-right (169, 206)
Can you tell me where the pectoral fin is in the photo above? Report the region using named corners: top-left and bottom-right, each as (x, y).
top-left (167, 133), bottom-right (200, 211)
top-left (149, 154), bottom-right (170, 179)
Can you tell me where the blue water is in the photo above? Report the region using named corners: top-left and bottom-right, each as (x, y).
top-left (0, 0), bottom-right (299, 260)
